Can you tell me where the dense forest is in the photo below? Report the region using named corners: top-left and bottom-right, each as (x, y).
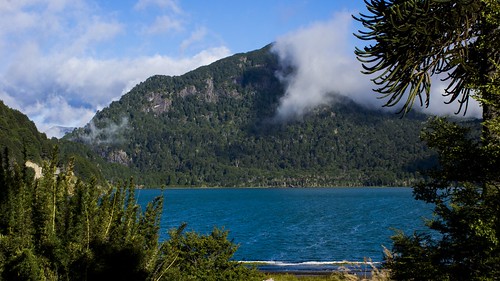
top-left (0, 100), bottom-right (129, 183)
top-left (67, 45), bottom-right (441, 187)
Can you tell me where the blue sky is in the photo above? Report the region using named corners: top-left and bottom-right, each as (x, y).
top-left (0, 0), bottom-right (480, 137)
top-left (97, 0), bottom-right (365, 57)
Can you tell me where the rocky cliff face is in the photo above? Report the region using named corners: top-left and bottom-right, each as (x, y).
top-left (144, 92), bottom-right (172, 115)
top-left (107, 149), bottom-right (131, 166)
top-left (25, 161), bottom-right (43, 179)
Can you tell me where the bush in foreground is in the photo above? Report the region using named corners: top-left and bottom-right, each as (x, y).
top-left (0, 147), bottom-right (260, 280)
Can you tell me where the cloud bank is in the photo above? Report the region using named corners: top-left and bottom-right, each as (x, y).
top-left (0, 0), bottom-right (230, 138)
top-left (0, 47), bottom-right (229, 135)
top-left (272, 12), bottom-right (482, 120)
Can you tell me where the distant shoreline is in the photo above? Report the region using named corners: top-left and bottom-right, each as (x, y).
top-left (137, 186), bottom-right (411, 190)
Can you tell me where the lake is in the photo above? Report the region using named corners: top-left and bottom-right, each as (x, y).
top-left (136, 187), bottom-right (433, 271)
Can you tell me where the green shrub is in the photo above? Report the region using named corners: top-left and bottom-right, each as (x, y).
top-left (158, 224), bottom-right (261, 281)
top-left (0, 147), bottom-right (260, 280)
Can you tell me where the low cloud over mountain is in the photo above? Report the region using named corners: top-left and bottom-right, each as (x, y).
top-left (272, 12), bottom-right (482, 120)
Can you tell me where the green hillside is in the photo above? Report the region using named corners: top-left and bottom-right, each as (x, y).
top-left (0, 100), bottom-right (129, 183)
top-left (66, 45), bottom-right (439, 187)
top-left (0, 100), bottom-right (52, 162)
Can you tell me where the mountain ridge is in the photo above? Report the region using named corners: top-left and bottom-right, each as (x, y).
top-left (66, 44), bottom-right (437, 187)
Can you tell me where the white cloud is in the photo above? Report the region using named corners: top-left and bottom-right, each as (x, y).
top-left (272, 12), bottom-right (482, 120)
top-left (73, 116), bottom-right (129, 145)
top-left (272, 12), bottom-right (376, 120)
top-left (0, 46), bottom-right (230, 135)
top-left (180, 26), bottom-right (208, 52)
top-left (136, 0), bottom-right (185, 37)
top-left (134, 0), bottom-right (181, 13)
top-left (23, 95), bottom-right (96, 134)
top-left (425, 77), bottom-right (482, 118)
top-left (69, 17), bottom-right (123, 53)
top-left (144, 15), bottom-right (183, 34)
top-left (0, 4), bottom-right (37, 32)
top-left (0, 89), bottom-right (96, 138)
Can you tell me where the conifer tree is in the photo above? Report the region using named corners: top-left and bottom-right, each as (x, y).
top-left (0, 147), bottom-right (261, 280)
top-left (355, 0), bottom-right (500, 279)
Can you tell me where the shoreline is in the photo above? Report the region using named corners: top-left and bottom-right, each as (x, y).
top-left (137, 186), bottom-right (411, 190)
top-left (241, 260), bottom-right (381, 277)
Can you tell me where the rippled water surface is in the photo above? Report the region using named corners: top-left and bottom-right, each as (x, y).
top-left (136, 187), bottom-right (433, 263)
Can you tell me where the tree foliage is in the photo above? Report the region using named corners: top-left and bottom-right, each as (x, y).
top-left (354, 0), bottom-right (499, 116)
top-left (0, 148), bottom-right (260, 280)
top-left (355, 0), bottom-right (500, 280)
top-left (385, 118), bottom-right (500, 280)
top-left (160, 224), bottom-right (260, 281)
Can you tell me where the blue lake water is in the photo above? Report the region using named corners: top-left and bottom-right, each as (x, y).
top-left (136, 187), bottom-right (433, 265)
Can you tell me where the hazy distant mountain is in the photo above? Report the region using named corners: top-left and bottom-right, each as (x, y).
top-left (46, 126), bottom-right (76, 139)
top-left (67, 45), bottom-right (437, 187)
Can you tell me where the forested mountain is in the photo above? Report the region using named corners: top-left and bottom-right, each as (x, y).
top-left (66, 44), bottom-right (440, 187)
top-left (0, 100), bottom-right (129, 182)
